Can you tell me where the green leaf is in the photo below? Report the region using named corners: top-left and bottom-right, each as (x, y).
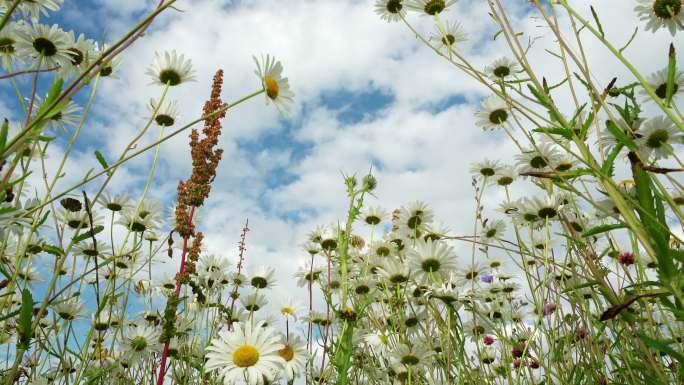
top-left (666, 43), bottom-right (676, 107)
top-left (582, 223), bottom-right (626, 237)
top-left (0, 118), bottom-right (8, 152)
top-left (638, 333), bottom-right (684, 364)
top-left (42, 245), bottom-right (65, 257)
top-left (532, 127), bottom-right (573, 140)
top-left (590, 6), bottom-right (605, 38)
top-left (601, 143), bottom-right (623, 177)
top-left (605, 120), bottom-right (637, 151)
top-left (94, 150), bottom-right (111, 176)
top-left (17, 289), bottom-right (34, 350)
top-left (72, 225), bottom-right (104, 244)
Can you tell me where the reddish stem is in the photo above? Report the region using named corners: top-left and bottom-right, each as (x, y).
top-left (156, 206), bottom-right (195, 385)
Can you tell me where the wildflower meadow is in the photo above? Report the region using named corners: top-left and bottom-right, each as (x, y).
top-left (1, 0), bottom-right (684, 384)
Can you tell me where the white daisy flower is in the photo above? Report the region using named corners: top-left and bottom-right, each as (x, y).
top-left (146, 50), bottom-right (196, 86)
top-left (59, 31), bottom-right (97, 79)
top-left (491, 165), bottom-right (517, 187)
top-left (640, 67), bottom-right (684, 101)
top-left (431, 19), bottom-right (467, 53)
top-left (377, 258), bottom-right (411, 284)
top-left (0, 22), bottom-right (23, 70)
top-left (470, 159), bottom-right (502, 179)
top-left (357, 206), bottom-right (384, 227)
top-left (278, 297), bottom-right (302, 320)
top-left (120, 323), bottom-right (162, 363)
top-left (375, 0), bottom-right (406, 22)
top-left (253, 54), bottom-right (295, 114)
top-left (636, 115), bottom-right (682, 160)
top-left (97, 192), bottom-right (131, 212)
top-left (407, 0), bottom-right (457, 16)
top-left (276, 334), bottom-right (308, 382)
top-left (52, 298), bottom-right (85, 321)
top-left (475, 96), bottom-right (510, 130)
top-left (248, 265), bottom-right (277, 289)
top-left (485, 57), bottom-right (522, 80)
top-left (515, 142), bottom-right (560, 173)
top-left (17, 0), bottom-right (62, 21)
top-left (391, 343), bottom-right (433, 370)
top-left (148, 98), bottom-right (180, 127)
top-left (407, 238), bottom-right (457, 282)
top-left (241, 291), bottom-right (268, 312)
top-left (197, 254), bottom-right (231, 289)
top-left (635, 0), bottom-right (684, 35)
top-left (15, 23), bottom-right (72, 68)
top-left (33, 96), bottom-right (82, 132)
top-left (482, 219), bottom-right (506, 240)
top-left (398, 200), bottom-right (434, 232)
top-left (205, 321), bottom-right (285, 385)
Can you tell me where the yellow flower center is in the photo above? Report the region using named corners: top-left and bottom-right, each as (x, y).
top-left (277, 345), bottom-right (294, 362)
top-left (281, 306), bottom-right (294, 315)
top-left (264, 76), bottom-right (279, 100)
top-left (232, 345), bottom-right (259, 367)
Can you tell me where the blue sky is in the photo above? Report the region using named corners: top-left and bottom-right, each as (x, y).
top-left (7, 0), bottom-right (682, 326)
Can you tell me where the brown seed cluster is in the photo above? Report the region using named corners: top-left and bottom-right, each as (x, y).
top-left (175, 69), bottom-right (227, 238)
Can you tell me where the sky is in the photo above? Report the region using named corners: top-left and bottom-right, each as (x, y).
top-left (12, 0), bottom-right (682, 319)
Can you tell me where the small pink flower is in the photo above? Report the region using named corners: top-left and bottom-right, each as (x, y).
top-left (618, 251), bottom-right (635, 265)
top-left (483, 335), bottom-right (495, 345)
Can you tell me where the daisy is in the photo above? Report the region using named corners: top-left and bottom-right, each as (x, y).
top-left (18, 0), bottom-right (63, 21)
top-left (470, 159), bottom-right (502, 179)
top-left (276, 334), bottom-right (308, 382)
top-left (0, 22), bottom-right (23, 70)
top-left (641, 67), bottom-right (684, 101)
top-left (636, 115), bottom-right (682, 160)
top-left (475, 96), bottom-right (510, 130)
top-left (317, 225), bottom-right (340, 251)
top-left (148, 98), bottom-right (180, 127)
top-left (482, 219), bottom-right (506, 240)
top-left (60, 208), bottom-right (101, 230)
top-left (51, 298), bottom-right (84, 321)
top-left (97, 192), bottom-right (131, 212)
top-left (368, 240), bottom-right (392, 259)
top-left (485, 57), bottom-right (521, 81)
top-left (248, 265), bottom-right (277, 289)
top-left (59, 31), bottom-right (96, 79)
top-left (391, 343), bottom-right (433, 371)
top-left (116, 209), bottom-right (157, 232)
top-left (515, 142), bottom-right (560, 173)
top-left (361, 205), bottom-right (388, 225)
top-left (120, 323), bottom-right (161, 363)
top-left (423, 221), bottom-right (450, 241)
top-left (15, 23), bottom-right (72, 68)
top-left (526, 195), bottom-right (563, 221)
top-left (398, 201), bottom-right (434, 231)
top-left (33, 96), bottom-right (82, 132)
top-left (635, 0), bottom-right (684, 35)
top-left (377, 258), bottom-right (411, 284)
top-left (407, 0), bottom-right (457, 15)
top-left (431, 20), bottom-right (467, 53)
top-left (146, 50), bottom-right (196, 86)
top-left (278, 297), bottom-right (302, 320)
top-left (205, 321), bottom-right (285, 385)
top-left (375, 0), bottom-right (406, 22)
top-left (407, 238), bottom-right (458, 282)
top-left (293, 262), bottom-right (323, 287)
top-left (197, 254), bottom-right (231, 289)
top-left (241, 291), bottom-right (268, 312)
top-left (253, 54), bottom-right (295, 114)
